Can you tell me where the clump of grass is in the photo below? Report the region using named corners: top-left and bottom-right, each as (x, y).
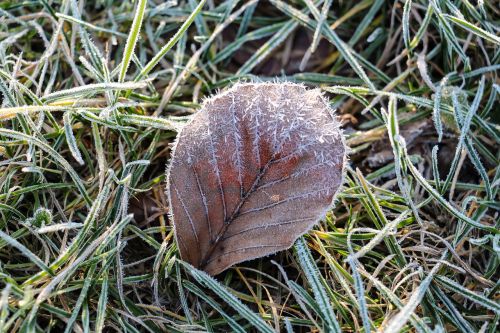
top-left (0, 0), bottom-right (498, 332)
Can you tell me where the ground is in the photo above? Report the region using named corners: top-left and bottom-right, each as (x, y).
top-left (0, 0), bottom-right (498, 332)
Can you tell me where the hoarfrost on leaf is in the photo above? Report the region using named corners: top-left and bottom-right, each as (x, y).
top-left (166, 82), bottom-right (347, 275)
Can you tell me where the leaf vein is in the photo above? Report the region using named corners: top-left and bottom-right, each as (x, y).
top-left (239, 187), bottom-right (331, 216)
top-left (192, 165), bottom-right (213, 242)
top-left (223, 216), bottom-right (316, 240)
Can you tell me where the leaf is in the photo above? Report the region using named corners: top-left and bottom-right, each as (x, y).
top-left (167, 82), bottom-right (346, 275)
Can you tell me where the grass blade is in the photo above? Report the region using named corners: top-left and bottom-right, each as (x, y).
top-left (136, 0), bottom-right (206, 81)
top-left (295, 237), bottom-right (342, 333)
top-left (444, 14), bottom-right (500, 45)
top-left (181, 261), bottom-right (274, 333)
top-left (119, 0), bottom-right (147, 83)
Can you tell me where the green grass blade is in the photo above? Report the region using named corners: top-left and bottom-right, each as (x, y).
top-left (0, 230), bottom-right (53, 275)
top-left (236, 19), bottom-right (297, 75)
top-left (295, 237), bottom-right (342, 333)
top-left (402, 0), bottom-right (412, 53)
top-left (63, 111), bottom-right (84, 165)
top-left (435, 275), bottom-right (500, 313)
top-left (181, 261), bottom-right (274, 333)
top-left (41, 82), bottom-right (147, 103)
top-left (95, 270), bottom-right (109, 333)
top-left (0, 128), bottom-right (91, 205)
top-left (119, 0), bottom-right (147, 83)
top-left (136, 0), bottom-right (206, 81)
top-left (184, 281), bottom-right (246, 333)
top-left (444, 14), bottom-right (500, 45)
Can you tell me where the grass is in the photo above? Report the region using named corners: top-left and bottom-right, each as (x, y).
top-left (0, 0), bottom-right (498, 332)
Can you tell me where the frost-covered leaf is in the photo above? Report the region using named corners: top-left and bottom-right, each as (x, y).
top-left (167, 82), bottom-right (346, 275)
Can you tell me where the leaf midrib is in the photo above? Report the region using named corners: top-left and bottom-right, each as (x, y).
top-left (198, 153), bottom-right (278, 269)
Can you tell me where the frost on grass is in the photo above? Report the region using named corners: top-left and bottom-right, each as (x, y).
top-left (166, 82), bottom-right (347, 275)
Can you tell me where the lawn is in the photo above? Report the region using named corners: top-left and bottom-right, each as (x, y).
top-left (0, 0), bottom-right (498, 332)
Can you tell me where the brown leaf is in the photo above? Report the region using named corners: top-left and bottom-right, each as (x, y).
top-left (166, 82), bottom-right (346, 275)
